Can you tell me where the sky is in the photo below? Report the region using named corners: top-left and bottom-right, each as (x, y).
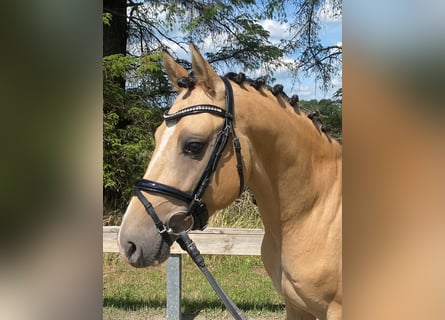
top-left (259, 16), bottom-right (342, 101)
top-left (133, 1), bottom-right (342, 101)
top-left (264, 0), bottom-right (342, 100)
top-left (201, 6), bottom-right (341, 101)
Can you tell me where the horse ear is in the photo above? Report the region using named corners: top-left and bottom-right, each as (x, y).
top-left (190, 43), bottom-right (222, 97)
top-left (162, 50), bottom-right (188, 92)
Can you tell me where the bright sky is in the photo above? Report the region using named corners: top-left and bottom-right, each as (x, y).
top-left (263, 0), bottom-right (342, 100)
top-left (259, 16), bottom-right (342, 101)
top-left (189, 6), bottom-right (341, 101)
top-left (130, 2), bottom-right (342, 101)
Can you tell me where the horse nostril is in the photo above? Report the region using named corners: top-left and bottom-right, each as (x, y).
top-left (125, 241), bottom-right (137, 259)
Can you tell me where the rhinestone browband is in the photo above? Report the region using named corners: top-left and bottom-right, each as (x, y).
top-left (163, 105), bottom-right (229, 121)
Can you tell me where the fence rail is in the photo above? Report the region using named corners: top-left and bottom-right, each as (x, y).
top-left (103, 226), bottom-right (264, 320)
top-left (103, 226), bottom-right (264, 255)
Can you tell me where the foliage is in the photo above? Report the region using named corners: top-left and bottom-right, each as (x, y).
top-left (102, 12), bottom-right (112, 26)
top-left (123, 0), bottom-right (341, 82)
top-left (299, 97), bottom-right (342, 139)
top-left (332, 87), bottom-right (342, 103)
top-left (209, 190), bottom-right (263, 229)
top-left (103, 53), bottom-right (167, 212)
top-left (264, 0), bottom-right (342, 91)
top-left (125, 0), bottom-right (289, 74)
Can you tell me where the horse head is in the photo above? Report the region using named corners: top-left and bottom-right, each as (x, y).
top-left (118, 44), bottom-right (246, 267)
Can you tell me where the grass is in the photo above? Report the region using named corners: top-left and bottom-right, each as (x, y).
top-left (103, 190), bottom-right (286, 319)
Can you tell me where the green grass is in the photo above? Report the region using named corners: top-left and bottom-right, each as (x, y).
top-left (103, 254), bottom-right (285, 318)
top-left (103, 190), bottom-right (286, 319)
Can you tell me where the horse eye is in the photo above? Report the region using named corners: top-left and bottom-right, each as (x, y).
top-left (184, 141), bottom-right (204, 155)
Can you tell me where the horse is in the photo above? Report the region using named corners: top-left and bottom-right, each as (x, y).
top-left (118, 43), bottom-right (342, 320)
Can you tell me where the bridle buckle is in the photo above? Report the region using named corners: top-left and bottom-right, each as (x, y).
top-left (158, 224), bottom-right (168, 234)
top-left (194, 195), bottom-right (202, 204)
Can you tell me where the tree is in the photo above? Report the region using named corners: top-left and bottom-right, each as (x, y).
top-left (104, 0), bottom-right (341, 82)
top-left (263, 0), bottom-right (342, 90)
top-left (103, 0), bottom-right (128, 91)
top-left (299, 97), bottom-right (342, 139)
top-left (103, 0), bottom-right (342, 213)
top-left (103, 0), bottom-right (127, 57)
top-left (103, 53), bottom-right (166, 212)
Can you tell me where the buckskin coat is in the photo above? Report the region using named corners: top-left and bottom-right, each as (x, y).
top-left (118, 44), bottom-right (342, 320)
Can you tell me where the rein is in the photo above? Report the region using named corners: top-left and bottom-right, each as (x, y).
top-left (133, 77), bottom-right (247, 320)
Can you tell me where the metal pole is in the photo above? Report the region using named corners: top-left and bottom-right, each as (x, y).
top-left (166, 254), bottom-right (182, 320)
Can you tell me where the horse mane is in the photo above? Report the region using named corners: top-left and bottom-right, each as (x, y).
top-left (176, 71), bottom-right (342, 144)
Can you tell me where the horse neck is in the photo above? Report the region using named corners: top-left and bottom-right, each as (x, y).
top-left (235, 87), bottom-right (342, 232)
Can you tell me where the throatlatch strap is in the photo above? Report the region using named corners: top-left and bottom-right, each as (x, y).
top-left (221, 76), bottom-right (244, 195)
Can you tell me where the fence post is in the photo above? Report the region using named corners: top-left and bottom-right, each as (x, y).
top-left (166, 254), bottom-right (182, 320)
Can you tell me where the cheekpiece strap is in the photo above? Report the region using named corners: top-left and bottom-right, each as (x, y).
top-left (164, 105), bottom-right (228, 121)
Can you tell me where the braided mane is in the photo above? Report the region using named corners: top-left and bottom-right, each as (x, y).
top-left (176, 71), bottom-right (341, 143)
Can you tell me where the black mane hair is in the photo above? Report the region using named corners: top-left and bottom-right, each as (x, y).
top-left (176, 71), bottom-right (340, 143)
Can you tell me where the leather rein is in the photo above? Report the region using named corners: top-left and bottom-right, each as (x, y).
top-left (132, 77), bottom-right (247, 320)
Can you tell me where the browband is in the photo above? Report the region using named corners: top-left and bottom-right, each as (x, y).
top-left (163, 105), bottom-right (229, 121)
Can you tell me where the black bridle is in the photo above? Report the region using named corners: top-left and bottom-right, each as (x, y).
top-left (133, 76), bottom-right (244, 236)
top-left (132, 76), bottom-right (247, 319)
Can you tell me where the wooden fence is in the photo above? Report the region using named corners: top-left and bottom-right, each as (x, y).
top-left (103, 226), bottom-right (264, 320)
